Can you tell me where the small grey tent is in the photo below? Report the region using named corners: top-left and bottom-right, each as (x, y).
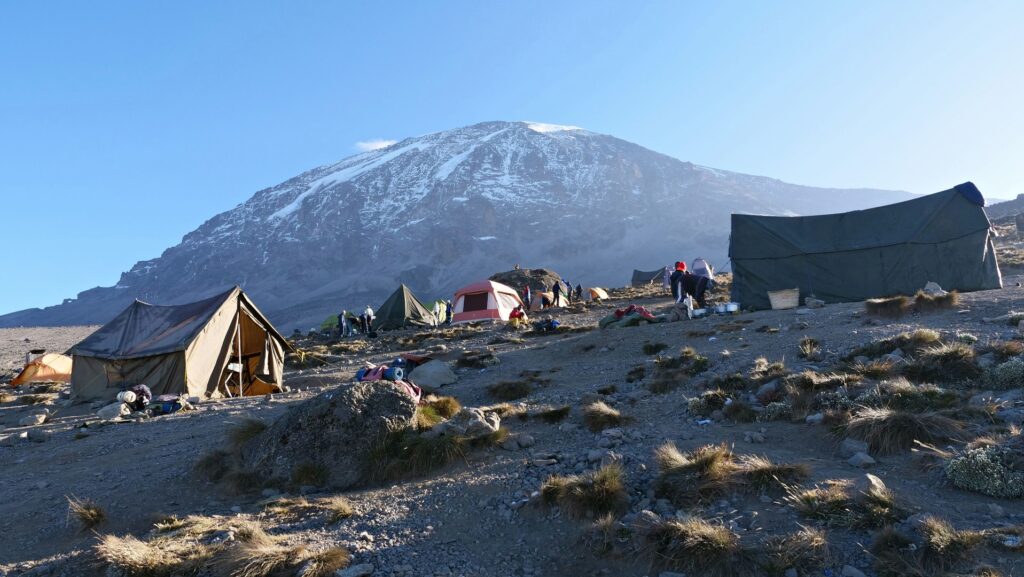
top-left (729, 182), bottom-right (1002, 310)
top-left (374, 284), bottom-right (436, 331)
top-left (70, 286), bottom-right (289, 401)
top-left (631, 269), bottom-right (664, 287)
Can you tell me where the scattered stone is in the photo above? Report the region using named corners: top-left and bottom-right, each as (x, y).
top-left (805, 297), bottom-right (825, 308)
top-left (841, 565), bottom-right (867, 577)
top-left (988, 503), bottom-right (1005, 518)
top-left (839, 438), bottom-right (870, 458)
top-left (805, 413), bottom-right (824, 425)
top-left (784, 569), bottom-right (798, 577)
top-left (848, 452), bottom-right (876, 468)
top-left (743, 431), bottom-right (765, 444)
top-left (517, 434), bottom-right (535, 448)
top-left (19, 414), bottom-right (46, 427)
top-left (337, 564), bottom-right (375, 577)
top-left (27, 429), bottom-right (50, 443)
top-left (408, 360), bottom-right (457, 388)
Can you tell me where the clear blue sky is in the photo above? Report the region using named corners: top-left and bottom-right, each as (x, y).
top-left (1, 1), bottom-right (1021, 313)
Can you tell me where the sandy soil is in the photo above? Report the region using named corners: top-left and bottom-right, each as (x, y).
top-left (3, 283), bottom-right (1024, 576)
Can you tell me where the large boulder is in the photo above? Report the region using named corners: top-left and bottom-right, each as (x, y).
top-left (409, 360), bottom-right (457, 388)
top-left (489, 268), bottom-right (562, 293)
top-left (241, 381), bottom-right (417, 490)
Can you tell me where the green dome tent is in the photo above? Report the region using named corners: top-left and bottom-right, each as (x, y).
top-left (375, 284), bottom-right (436, 331)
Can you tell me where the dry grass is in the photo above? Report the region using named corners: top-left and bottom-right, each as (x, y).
top-left (859, 378), bottom-right (960, 412)
top-left (870, 516), bottom-right (984, 577)
top-left (904, 342), bottom-right (981, 383)
top-left (425, 395), bottom-right (461, 418)
top-left (851, 359), bottom-right (897, 380)
top-left (641, 517), bottom-right (753, 577)
top-left (914, 289), bottom-right (960, 312)
top-left (95, 533), bottom-right (189, 577)
top-left (687, 389), bottom-right (729, 417)
top-left (722, 400), bottom-right (757, 423)
top-left (582, 401), bottom-right (626, 432)
top-left (320, 496), bottom-right (355, 523)
top-left (625, 365), bottom-right (646, 383)
top-left (844, 408), bottom-right (966, 455)
top-left (750, 357), bottom-right (787, 383)
top-left (707, 372), bottom-right (750, 391)
top-left (0, 391), bottom-right (14, 403)
top-left (981, 339), bottom-right (1024, 361)
top-left (799, 336), bottom-right (822, 360)
top-left (866, 295), bottom-right (910, 317)
top-left (226, 417), bottom-right (267, 451)
top-left (67, 495), bottom-right (105, 530)
top-left (786, 475), bottom-right (903, 528)
top-left (291, 462), bottom-right (329, 487)
top-left (365, 426), bottom-right (508, 484)
top-left (19, 393), bottom-right (56, 405)
top-left (540, 463), bottom-right (628, 519)
top-left (783, 371), bottom-right (861, 416)
top-left (846, 329), bottom-right (942, 361)
top-left (486, 380), bottom-right (534, 401)
top-left (643, 342), bottom-right (669, 355)
top-left (261, 494), bottom-right (355, 524)
top-left (534, 405), bottom-right (571, 423)
top-left (653, 444), bottom-right (805, 505)
top-left (455, 350), bottom-right (498, 368)
top-left (31, 383), bottom-right (64, 394)
top-left (759, 527), bottom-right (830, 576)
top-left (737, 455), bottom-right (810, 493)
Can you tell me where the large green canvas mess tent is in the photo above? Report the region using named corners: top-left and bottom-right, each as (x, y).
top-left (631, 269), bottom-right (664, 287)
top-left (70, 286), bottom-right (289, 401)
top-left (729, 182), bottom-right (1002, 310)
top-left (374, 284), bottom-right (436, 331)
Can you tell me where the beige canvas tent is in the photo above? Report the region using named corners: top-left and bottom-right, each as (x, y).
top-left (69, 287), bottom-right (289, 401)
top-left (11, 353), bottom-right (72, 386)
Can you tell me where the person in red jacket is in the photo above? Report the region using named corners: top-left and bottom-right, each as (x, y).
top-left (669, 261), bottom-right (687, 302)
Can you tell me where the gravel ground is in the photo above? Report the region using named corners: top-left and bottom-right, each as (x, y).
top-left (3, 281), bottom-right (1024, 576)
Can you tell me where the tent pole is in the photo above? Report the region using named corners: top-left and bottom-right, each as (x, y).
top-left (236, 301), bottom-right (244, 397)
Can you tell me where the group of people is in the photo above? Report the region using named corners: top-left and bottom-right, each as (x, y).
top-left (432, 299), bottom-right (454, 326)
top-left (665, 258), bottom-right (715, 309)
top-left (336, 305), bottom-right (377, 338)
top-left (520, 278), bottom-right (583, 310)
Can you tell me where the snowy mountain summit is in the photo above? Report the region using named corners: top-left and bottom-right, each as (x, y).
top-left (0, 121), bottom-right (908, 330)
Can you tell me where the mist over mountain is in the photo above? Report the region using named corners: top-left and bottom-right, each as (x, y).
top-left (0, 121), bottom-right (911, 330)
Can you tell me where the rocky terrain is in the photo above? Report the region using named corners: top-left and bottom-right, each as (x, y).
top-left (0, 121), bottom-right (910, 331)
top-left (3, 275), bottom-right (1024, 576)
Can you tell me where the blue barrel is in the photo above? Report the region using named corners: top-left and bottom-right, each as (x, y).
top-left (383, 367), bottom-right (404, 381)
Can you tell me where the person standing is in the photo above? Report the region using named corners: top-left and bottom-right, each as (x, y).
top-left (670, 261), bottom-right (687, 303)
top-left (432, 301), bottom-right (441, 326)
top-left (445, 299), bottom-right (453, 324)
top-left (338, 309), bottom-right (349, 338)
top-left (523, 286), bottom-right (532, 310)
top-left (550, 280), bottom-right (563, 307)
top-left (575, 283), bottom-right (583, 302)
top-left (364, 305), bottom-right (375, 333)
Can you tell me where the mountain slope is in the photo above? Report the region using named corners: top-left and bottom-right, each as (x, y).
top-left (0, 121), bottom-right (910, 330)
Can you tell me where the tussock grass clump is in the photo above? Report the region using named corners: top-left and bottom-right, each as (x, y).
top-left (365, 430), bottom-right (464, 483)
top-left (786, 475), bottom-right (903, 528)
top-left (914, 289), bottom-right (960, 312)
top-left (846, 329), bottom-right (941, 361)
top-left (534, 405), bottom-right (570, 423)
top-left (31, 383), bottom-right (64, 394)
top-left (194, 449), bottom-right (232, 482)
top-left (226, 417), bottom-right (267, 450)
top-left (291, 462), bottom-right (329, 487)
top-left (707, 372), bottom-right (749, 391)
top-left (455, 350), bottom-right (498, 368)
top-left (425, 395), bottom-right (461, 418)
top-left (641, 517), bottom-right (753, 577)
top-left (750, 357), bottom-right (787, 383)
top-left (982, 339), bottom-right (1024, 361)
top-left (851, 359), bottom-right (896, 380)
top-left (783, 371), bottom-right (861, 416)
top-left (737, 455), bottom-right (810, 493)
top-left (687, 389), bottom-right (729, 416)
top-left (856, 377), bottom-right (959, 412)
top-left (596, 384), bottom-right (617, 395)
top-left (262, 495), bottom-right (355, 524)
top-left (865, 295), bottom-right (909, 317)
top-left (904, 342), bottom-right (981, 383)
top-left (759, 527), bottom-right (829, 576)
top-left (19, 393), bottom-right (56, 405)
top-left (486, 380), bottom-right (534, 401)
top-left (870, 516), bottom-right (984, 577)
top-left (799, 336), bottom-right (822, 360)
top-left (413, 395), bottom-right (463, 430)
top-left (320, 496), bottom-right (355, 523)
top-left (844, 408), bottom-right (965, 455)
top-left (582, 401), bottom-right (626, 432)
top-left (654, 443), bottom-right (806, 505)
top-left (67, 496), bottom-right (105, 530)
top-left (643, 342), bottom-right (669, 355)
top-left (625, 365), bottom-right (646, 382)
top-left (540, 463), bottom-right (628, 519)
top-left (722, 400), bottom-right (757, 423)
top-left (95, 533), bottom-right (186, 577)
